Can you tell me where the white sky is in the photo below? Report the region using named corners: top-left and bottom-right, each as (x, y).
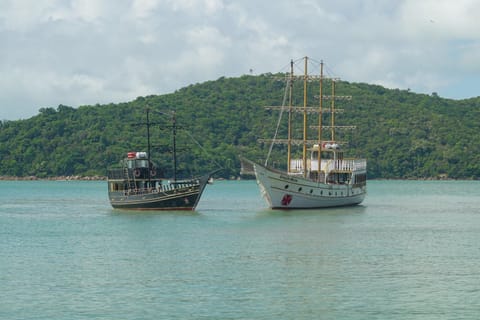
top-left (1, 0), bottom-right (480, 120)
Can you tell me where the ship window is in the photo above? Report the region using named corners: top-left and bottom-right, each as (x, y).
top-left (138, 159), bottom-right (149, 168)
top-left (320, 191), bottom-right (323, 195)
top-left (285, 185), bottom-right (289, 189)
top-left (310, 189), bottom-right (313, 194)
top-left (298, 187), bottom-right (302, 192)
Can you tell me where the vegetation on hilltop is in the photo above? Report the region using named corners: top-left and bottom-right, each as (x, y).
top-left (1, 74), bottom-right (479, 179)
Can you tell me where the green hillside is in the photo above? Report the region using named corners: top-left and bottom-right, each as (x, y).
top-left (1, 74), bottom-right (479, 179)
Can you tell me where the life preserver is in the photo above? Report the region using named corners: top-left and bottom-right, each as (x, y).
top-left (281, 194), bottom-right (292, 206)
top-left (134, 169), bottom-right (141, 178)
top-left (150, 169), bottom-right (156, 177)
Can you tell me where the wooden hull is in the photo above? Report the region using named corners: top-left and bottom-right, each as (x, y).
top-left (108, 175), bottom-right (211, 210)
top-left (109, 188), bottom-right (200, 210)
top-left (252, 161), bottom-right (366, 209)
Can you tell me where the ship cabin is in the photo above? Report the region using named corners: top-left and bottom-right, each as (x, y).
top-left (107, 151), bottom-right (161, 193)
top-left (289, 143), bottom-right (366, 186)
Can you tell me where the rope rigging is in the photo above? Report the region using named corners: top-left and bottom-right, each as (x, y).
top-left (265, 75), bottom-right (290, 166)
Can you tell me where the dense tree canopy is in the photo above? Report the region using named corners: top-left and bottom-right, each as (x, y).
top-left (1, 74), bottom-right (479, 179)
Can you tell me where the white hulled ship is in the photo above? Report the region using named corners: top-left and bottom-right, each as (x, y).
top-left (243, 57), bottom-right (366, 209)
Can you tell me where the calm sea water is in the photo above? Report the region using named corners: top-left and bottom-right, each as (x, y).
top-left (1, 180), bottom-right (479, 319)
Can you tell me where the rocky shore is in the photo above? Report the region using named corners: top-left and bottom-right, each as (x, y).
top-left (0, 175), bottom-right (107, 181)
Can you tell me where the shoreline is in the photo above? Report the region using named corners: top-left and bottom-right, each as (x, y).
top-left (0, 175), bottom-right (476, 181)
top-left (0, 175), bottom-right (107, 181)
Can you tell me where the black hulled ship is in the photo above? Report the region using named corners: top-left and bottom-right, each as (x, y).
top-left (107, 110), bottom-right (215, 210)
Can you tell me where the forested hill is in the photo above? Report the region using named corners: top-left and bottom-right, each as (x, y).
top-left (1, 73), bottom-right (480, 179)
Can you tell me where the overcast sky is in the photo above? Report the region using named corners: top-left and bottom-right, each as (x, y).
top-left (1, 0), bottom-right (480, 120)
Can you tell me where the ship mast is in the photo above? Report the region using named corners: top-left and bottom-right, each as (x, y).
top-left (331, 80), bottom-right (336, 142)
top-left (317, 61), bottom-right (324, 182)
top-left (153, 109), bottom-right (178, 183)
top-left (259, 58), bottom-right (356, 180)
top-left (146, 108), bottom-right (152, 185)
top-left (302, 57), bottom-right (308, 178)
top-left (172, 110), bottom-right (178, 183)
top-left (287, 60), bottom-right (293, 173)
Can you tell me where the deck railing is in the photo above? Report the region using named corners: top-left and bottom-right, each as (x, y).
top-left (107, 168), bottom-right (126, 179)
top-left (121, 182), bottom-right (199, 196)
top-left (290, 158), bottom-right (366, 173)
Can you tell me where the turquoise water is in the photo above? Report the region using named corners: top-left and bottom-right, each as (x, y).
top-left (1, 180), bottom-right (479, 319)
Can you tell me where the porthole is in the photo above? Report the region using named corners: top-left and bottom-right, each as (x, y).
top-left (285, 185), bottom-right (289, 189)
top-left (310, 189), bottom-right (313, 194)
top-left (298, 187), bottom-right (302, 192)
